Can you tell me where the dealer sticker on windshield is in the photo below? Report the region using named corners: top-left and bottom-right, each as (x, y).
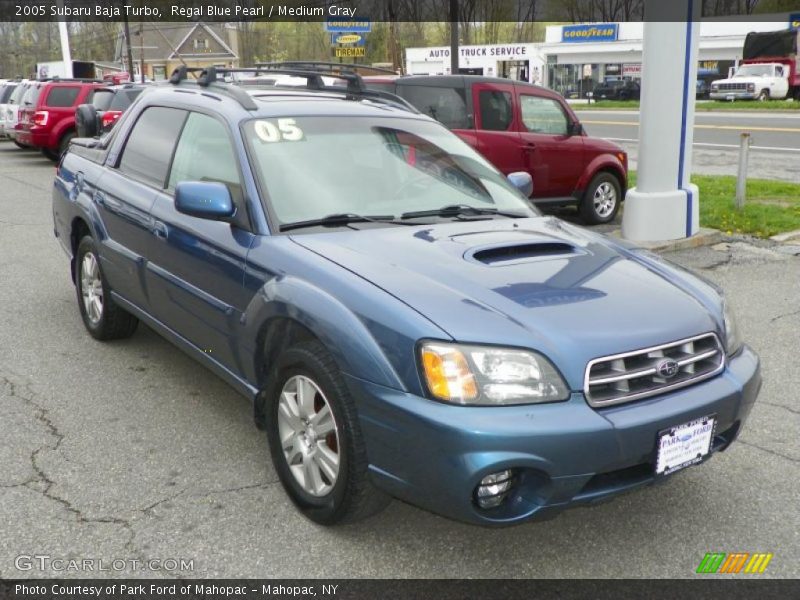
top-left (655, 415), bottom-right (716, 476)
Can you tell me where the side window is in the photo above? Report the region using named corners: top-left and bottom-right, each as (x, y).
top-left (775, 66), bottom-right (784, 77)
top-left (167, 112), bottom-right (242, 201)
top-left (119, 107), bottom-right (187, 188)
top-left (478, 90), bottom-right (513, 132)
top-left (399, 85), bottom-right (470, 129)
top-left (45, 87), bottom-right (81, 107)
top-left (519, 95), bottom-right (569, 136)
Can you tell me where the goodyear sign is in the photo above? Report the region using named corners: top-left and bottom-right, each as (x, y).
top-left (331, 33), bottom-right (365, 46)
top-left (790, 13), bottom-right (800, 31)
top-left (562, 23), bottom-right (619, 43)
top-left (325, 18), bottom-right (371, 33)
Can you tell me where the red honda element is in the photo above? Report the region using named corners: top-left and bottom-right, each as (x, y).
top-left (364, 75), bottom-right (628, 224)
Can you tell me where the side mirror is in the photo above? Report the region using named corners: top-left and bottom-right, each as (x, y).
top-left (175, 181), bottom-right (235, 221)
top-left (568, 121), bottom-right (583, 136)
top-left (507, 171), bottom-right (533, 198)
top-left (75, 104), bottom-right (98, 138)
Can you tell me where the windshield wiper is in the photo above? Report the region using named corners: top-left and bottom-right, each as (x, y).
top-left (279, 213), bottom-right (409, 232)
top-left (401, 204), bottom-right (528, 220)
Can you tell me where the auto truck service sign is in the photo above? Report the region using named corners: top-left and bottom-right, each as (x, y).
top-left (562, 24), bottom-right (619, 43)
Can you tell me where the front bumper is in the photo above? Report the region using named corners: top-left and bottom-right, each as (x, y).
top-left (710, 91), bottom-right (758, 100)
top-left (350, 346), bottom-right (760, 526)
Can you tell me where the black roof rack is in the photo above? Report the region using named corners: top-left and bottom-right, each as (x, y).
top-left (168, 66), bottom-right (258, 110)
top-left (169, 65), bottom-right (417, 114)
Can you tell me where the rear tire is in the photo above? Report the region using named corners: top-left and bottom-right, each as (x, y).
top-left (44, 131), bottom-right (75, 162)
top-left (266, 341), bottom-right (390, 525)
top-left (580, 172), bottom-right (622, 225)
top-left (75, 236), bottom-right (138, 341)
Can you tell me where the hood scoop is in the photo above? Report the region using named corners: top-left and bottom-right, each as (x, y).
top-left (468, 241), bottom-right (578, 266)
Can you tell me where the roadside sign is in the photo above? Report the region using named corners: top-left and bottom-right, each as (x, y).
top-left (334, 47), bottom-right (366, 58)
top-left (790, 13), bottom-right (800, 30)
top-left (331, 33), bottom-right (365, 46)
top-left (326, 18), bottom-right (371, 33)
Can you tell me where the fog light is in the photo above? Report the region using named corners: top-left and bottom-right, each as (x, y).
top-left (474, 470), bottom-right (515, 509)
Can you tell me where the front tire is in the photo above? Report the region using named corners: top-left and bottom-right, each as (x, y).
top-left (758, 89), bottom-right (769, 102)
top-left (266, 341), bottom-right (390, 525)
top-left (75, 236), bottom-right (138, 340)
top-left (580, 172), bottom-right (622, 225)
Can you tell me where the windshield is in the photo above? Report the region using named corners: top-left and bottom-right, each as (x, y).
top-left (0, 84), bottom-right (17, 103)
top-left (92, 89), bottom-right (114, 110)
top-left (734, 65), bottom-right (774, 78)
top-left (9, 84), bottom-right (27, 105)
top-left (243, 115), bottom-right (537, 229)
top-left (21, 85), bottom-right (41, 106)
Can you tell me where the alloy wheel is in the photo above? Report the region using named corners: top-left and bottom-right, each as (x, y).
top-left (81, 252), bottom-right (103, 325)
top-left (277, 375), bottom-right (341, 497)
top-left (593, 182), bottom-right (618, 218)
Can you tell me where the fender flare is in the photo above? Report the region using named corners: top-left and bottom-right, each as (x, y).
top-left (50, 118), bottom-right (76, 149)
top-left (575, 155), bottom-right (627, 198)
top-left (241, 275), bottom-right (407, 393)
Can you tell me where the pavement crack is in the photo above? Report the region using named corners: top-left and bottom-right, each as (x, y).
top-left (140, 489), bottom-right (188, 515)
top-left (760, 400), bottom-right (800, 416)
top-left (738, 439), bottom-right (799, 465)
top-left (1, 370), bottom-right (142, 559)
top-left (201, 481), bottom-right (279, 497)
top-left (770, 308), bottom-right (800, 323)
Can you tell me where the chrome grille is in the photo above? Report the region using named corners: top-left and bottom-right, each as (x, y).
top-left (718, 83), bottom-right (748, 91)
top-left (584, 333), bottom-right (725, 408)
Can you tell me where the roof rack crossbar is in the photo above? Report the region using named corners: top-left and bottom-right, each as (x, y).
top-left (256, 61), bottom-right (398, 76)
top-left (168, 66), bottom-right (258, 110)
top-left (167, 65), bottom-right (416, 113)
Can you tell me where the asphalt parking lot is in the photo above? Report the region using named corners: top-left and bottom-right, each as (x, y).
top-left (1, 142), bottom-right (798, 579)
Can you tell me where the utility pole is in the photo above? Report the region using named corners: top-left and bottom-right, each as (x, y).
top-left (122, 2), bottom-right (134, 80)
top-left (449, 0), bottom-right (458, 75)
top-left (139, 22), bottom-right (145, 83)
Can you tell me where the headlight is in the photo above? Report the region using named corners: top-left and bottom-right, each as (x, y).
top-left (711, 84), bottom-right (719, 91)
top-left (722, 299), bottom-right (743, 356)
top-left (747, 83), bottom-right (755, 92)
top-left (419, 342), bottom-right (569, 405)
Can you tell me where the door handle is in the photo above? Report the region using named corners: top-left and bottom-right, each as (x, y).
top-left (152, 221), bottom-right (168, 240)
top-left (94, 191), bottom-right (105, 205)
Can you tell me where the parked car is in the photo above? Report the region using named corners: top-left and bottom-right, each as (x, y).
top-left (53, 66), bottom-right (760, 527)
top-left (591, 79), bottom-right (641, 101)
top-left (364, 75), bottom-right (627, 224)
top-left (75, 82), bottom-right (149, 138)
top-left (16, 79), bottom-right (106, 160)
top-left (4, 80), bottom-right (34, 148)
top-left (696, 78), bottom-right (710, 98)
top-left (0, 80), bottom-right (19, 138)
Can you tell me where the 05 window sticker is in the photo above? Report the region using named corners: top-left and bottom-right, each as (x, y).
top-left (254, 119), bottom-right (304, 143)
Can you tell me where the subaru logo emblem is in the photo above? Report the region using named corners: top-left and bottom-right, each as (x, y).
top-left (656, 358), bottom-right (680, 379)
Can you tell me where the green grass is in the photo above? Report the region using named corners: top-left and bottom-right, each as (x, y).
top-left (627, 172), bottom-right (800, 237)
top-left (577, 99), bottom-right (800, 111)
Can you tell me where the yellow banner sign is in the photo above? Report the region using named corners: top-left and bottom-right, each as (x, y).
top-left (334, 47), bottom-right (366, 58)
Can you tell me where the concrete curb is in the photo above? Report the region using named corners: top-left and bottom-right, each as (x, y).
top-left (770, 229), bottom-right (800, 244)
top-left (608, 227), bottom-right (723, 252)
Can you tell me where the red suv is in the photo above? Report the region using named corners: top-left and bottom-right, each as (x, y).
top-left (364, 75), bottom-right (628, 224)
top-left (16, 80), bottom-right (106, 161)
